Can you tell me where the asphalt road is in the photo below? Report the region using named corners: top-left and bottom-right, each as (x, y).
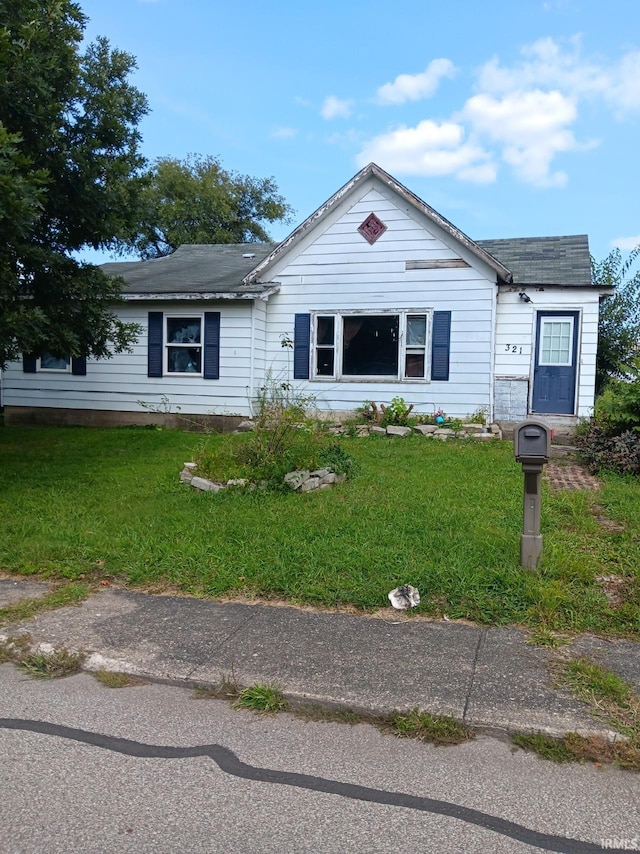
top-left (1, 664), bottom-right (638, 853)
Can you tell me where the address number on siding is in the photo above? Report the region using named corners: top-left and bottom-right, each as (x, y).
top-left (504, 344), bottom-right (523, 354)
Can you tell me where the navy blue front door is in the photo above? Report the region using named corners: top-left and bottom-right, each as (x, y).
top-left (531, 312), bottom-right (579, 415)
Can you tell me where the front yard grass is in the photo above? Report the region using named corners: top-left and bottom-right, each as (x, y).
top-left (1, 425), bottom-right (639, 636)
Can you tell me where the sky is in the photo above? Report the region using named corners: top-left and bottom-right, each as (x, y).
top-left (80, 0), bottom-right (640, 264)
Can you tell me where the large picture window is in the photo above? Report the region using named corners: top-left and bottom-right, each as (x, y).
top-left (312, 312), bottom-right (429, 380)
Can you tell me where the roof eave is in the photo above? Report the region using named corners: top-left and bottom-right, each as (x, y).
top-left (121, 285), bottom-right (280, 302)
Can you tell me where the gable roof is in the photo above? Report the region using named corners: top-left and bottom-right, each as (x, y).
top-left (243, 162), bottom-right (514, 285)
top-left (100, 243), bottom-right (278, 299)
top-left (477, 235), bottom-right (592, 287)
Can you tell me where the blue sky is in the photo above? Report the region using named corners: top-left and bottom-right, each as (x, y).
top-left (81, 0), bottom-right (640, 263)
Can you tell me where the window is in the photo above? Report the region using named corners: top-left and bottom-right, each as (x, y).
top-left (22, 354), bottom-right (86, 375)
top-left (39, 353), bottom-right (71, 372)
top-left (539, 318), bottom-right (574, 366)
top-left (166, 316), bottom-right (202, 374)
top-left (147, 311), bottom-right (220, 380)
top-left (311, 312), bottom-right (430, 380)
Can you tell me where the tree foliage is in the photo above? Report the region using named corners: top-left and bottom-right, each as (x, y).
top-left (121, 154), bottom-right (294, 260)
top-left (593, 246), bottom-right (640, 394)
top-left (0, 0), bottom-right (148, 367)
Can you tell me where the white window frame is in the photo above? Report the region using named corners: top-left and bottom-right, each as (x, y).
top-left (538, 316), bottom-right (575, 367)
top-left (311, 310), bottom-right (432, 382)
top-left (164, 313), bottom-right (204, 376)
top-left (38, 354), bottom-right (71, 372)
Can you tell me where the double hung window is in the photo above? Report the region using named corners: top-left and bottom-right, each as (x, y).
top-left (165, 316), bottom-right (203, 374)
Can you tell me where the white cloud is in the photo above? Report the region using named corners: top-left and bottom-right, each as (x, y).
top-left (461, 89), bottom-right (577, 186)
top-left (320, 96), bottom-right (353, 120)
top-left (356, 120), bottom-right (496, 183)
top-left (376, 59), bottom-right (456, 105)
top-left (477, 37), bottom-right (640, 117)
top-left (271, 126), bottom-right (298, 139)
top-left (612, 235), bottom-right (640, 250)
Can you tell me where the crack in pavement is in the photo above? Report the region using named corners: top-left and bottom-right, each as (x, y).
top-left (0, 718), bottom-right (621, 853)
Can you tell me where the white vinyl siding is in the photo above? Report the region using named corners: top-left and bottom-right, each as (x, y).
top-left (495, 287), bottom-right (600, 418)
top-left (2, 301), bottom-right (256, 416)
top-left (262, 179), bottom-right (497, 420)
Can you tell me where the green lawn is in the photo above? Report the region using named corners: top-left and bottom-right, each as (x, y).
top-left (1, 425), bottom-right (639, 636)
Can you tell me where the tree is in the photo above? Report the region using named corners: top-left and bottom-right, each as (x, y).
top-left (0, 1), bottom-right (148, 367)
top-left (594, 246), bottom-right (640, 394)
top-left (120, 154), bottom-right (294, 260)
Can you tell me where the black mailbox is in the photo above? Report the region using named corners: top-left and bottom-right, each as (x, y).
top-left (514, 419), bottom-right (551, 463)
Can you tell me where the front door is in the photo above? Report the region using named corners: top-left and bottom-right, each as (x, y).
top-left (531, 312), bottom-right (579, 415)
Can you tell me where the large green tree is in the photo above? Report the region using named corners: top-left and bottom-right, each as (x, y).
top-left (594, 246), bottom-right (640, 394)
top-left (121, 154), bottom-right (293, 260)
top-left (0, 0), bottom-right (148, 367)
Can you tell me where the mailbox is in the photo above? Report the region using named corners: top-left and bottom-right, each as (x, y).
top-left (514, 419), bottom-right (551, 464)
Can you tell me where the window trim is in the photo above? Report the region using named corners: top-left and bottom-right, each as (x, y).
top-left (310, 309), bottom-right (433, 382)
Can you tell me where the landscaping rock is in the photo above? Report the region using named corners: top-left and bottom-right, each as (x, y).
top-left (226, 478), bottom-right (248, 487)
top-left (284, 470), bottom-right (310, 490)
top-left (386, 425), bottom-right (412, 437)
top-left (179, 469), bottom-right (195, 483)
top-left (301, 476), bottom-right (321, 492)
top-left (413, 424), bottom-right (437, 435)
top-left (320, 472), bottom-right (337, 485)
top-left (311, 468), bottom-right (331, 479)
top-left (471, 433), bottom-right (496, 441)
top-left (370, 426), bottom-right (386, 436)
top-left (461, 423), bottom-right (485, 433)
top-left (434, 428), bottom-right (455, 440)
top-left (490, 423), bottom-right (503, 438)
top-left (235, 420), bottom-right (255, 432)
top-left (191, 476), bottom-right (223, 492)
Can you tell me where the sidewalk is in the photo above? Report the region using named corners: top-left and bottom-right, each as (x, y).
top-left (1, 578), bottom-right (639, 739)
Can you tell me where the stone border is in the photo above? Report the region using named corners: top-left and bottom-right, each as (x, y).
top-left (180, 463), bottom-right (346, 493)
top-left (345, 422), bottom-right (503, 440)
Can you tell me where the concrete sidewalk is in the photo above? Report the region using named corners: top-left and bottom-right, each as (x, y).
top-left (1, 578), bottom-right (639, 738)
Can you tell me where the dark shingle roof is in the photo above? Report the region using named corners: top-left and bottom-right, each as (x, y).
top-left (476, 235), bottom-right (591, 286)
top-left (100, 234), bottom-right (593, 296)
top-left (100, 243), bottom-right (278, 295)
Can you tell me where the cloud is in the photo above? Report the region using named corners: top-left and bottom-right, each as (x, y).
top-left (612, 235), bottom-right (640, 250)
top-left (477, 37), bottom-right (640, 117)
top-left (376, 58), bottom-right (456, 105)
top-left (356, 119), bottom-right (496, 183)
top-left (270, 126), bottom-right (298, 139)
top-left (461, 89), bottom-right (577, 187)
top-left (320, 96), bottom-right (354, 120)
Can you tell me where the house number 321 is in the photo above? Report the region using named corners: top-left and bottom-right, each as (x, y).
top-left (505, 344), bottom-right (523, 354)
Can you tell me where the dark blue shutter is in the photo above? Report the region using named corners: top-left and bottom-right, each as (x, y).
top-left (71, 357), bottom-right (86, 376)
top-left (431, 311), bottom-right (451, 381)
top-left (23, 355), bottom-right (37, 373)
top-left (203, 312), bottom-right (220, 380)
top-left (293, 313), bottom-right (311, 380)
top-left (148, 312), bottom-right (163, 377)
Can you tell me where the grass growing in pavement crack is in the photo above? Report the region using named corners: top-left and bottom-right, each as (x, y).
top-left (195, 680), bottom-right (475, 747)
top-left (93, 670), bottom-right (144, 689)
top-left (233, 683), bottom-right (288, 713)
top-left (0, 583), bottom-right (89, 627)
top-left (19, 648), bottom-right (84, 679)
top-left (512, 657), bottom-right (640, 771)
top-left (383, 708), bottom-right (475, 746)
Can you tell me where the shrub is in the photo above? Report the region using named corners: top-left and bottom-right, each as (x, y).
top-left (594, 363), bottom-right (640, 435)
top-left (379, 396), bottom-right (414, 427)
top-left (576, 424), bottom-right (640, 475)
top-left (194, 379), bottom-right (357, 488)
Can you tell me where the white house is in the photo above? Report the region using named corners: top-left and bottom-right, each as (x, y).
top-left (2, 163), bottom-right (609, 428)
